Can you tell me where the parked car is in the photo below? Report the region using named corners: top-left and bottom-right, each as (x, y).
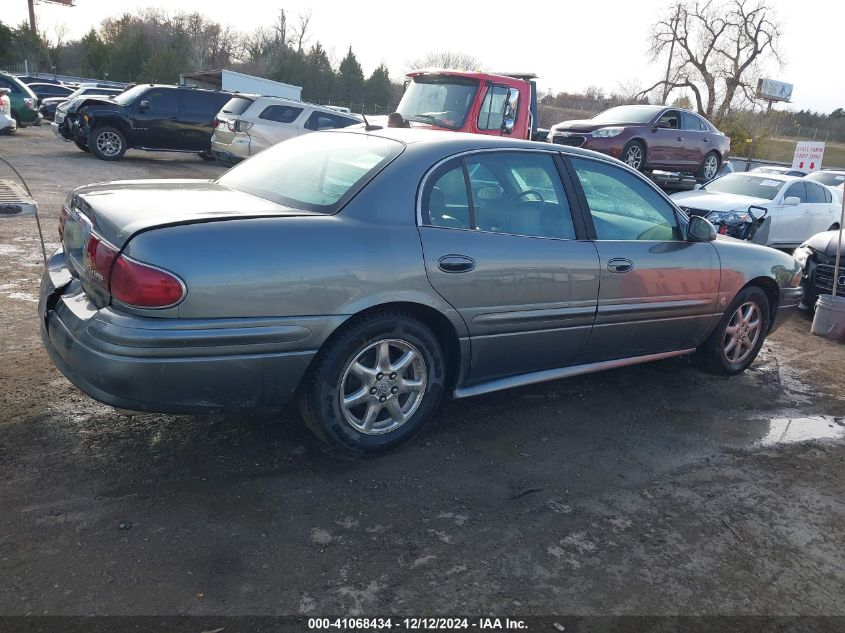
top-left (751, 165), bottom-right (807, 177)
top-left (672, 173), bottom-right (841, 248)
top-left (53, 84), bottom-right (231, 160)
top-left (27, 82), bottom-right (74, 105)
top-left (17, 75), bottom-right (64, 86)
top-left (548, 105), bottom-right (730, 180)
top-left (37, 130), bottom-right (802, 454)
top-left (805, 170), bottom-right (845, 204)
top-left (0, 88), bottom-right (17, 134)
top-left (794, 230), bottom-right (845, 309)
top-left (39, 84), bottom-right (122, 121)
top-left (0, 71), bottom-right (40, 127)
top-left (210, 95), bottom-right (360, 165)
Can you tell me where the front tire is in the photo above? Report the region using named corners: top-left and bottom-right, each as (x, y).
top-left (299, 312), bottom-right (446, 455)
top-left (621, 140), bottom-right (646, 172)
top-left (697, 151), bottom-right (720, 180)
top-left (89, 125), bottom-right (127, 161)
top-left (694, 286), bottom-right (770, 375)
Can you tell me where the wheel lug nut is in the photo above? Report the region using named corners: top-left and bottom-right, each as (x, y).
top-left (391, 386), bottom-right (399, 394)
top-left (369, 387), bottom-right (377, 395)
top-left (376, 373), bottom-right (383, 380)
top-left (379, 395), bottom-right (387, 403)
top-left (389, 372), bottom-right (397, 380)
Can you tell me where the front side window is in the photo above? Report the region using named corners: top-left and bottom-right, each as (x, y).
top-left (784, 182), bottom-right (808, 203)
top-left (477, 85), bottom-right (511, 131)
top-left (143, 89), bottom-right (178, 112)
top-left (260, 105), bottom-right (303, 123)
top-left (571, 157), bottom-right (681, 241)
top-left (657, 110), bottom-right (680, 129)
top-left (217, 132), bottom-right (401, 213)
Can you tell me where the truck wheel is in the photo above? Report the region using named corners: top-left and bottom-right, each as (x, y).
top-left (697, 151), bottom-right (720, 180)
top-left (694, 286), bottom-right (769, 375)
top-left (89, 125), bottom-right (127, 161)
top-left (74, 139), bottom-right (91, 153)
top-left (197, 151), bottom-right (216, 161)
top-left (621, 141), bottom-right (646, 172)
top-left (299, 312), bottom-right (446, 455)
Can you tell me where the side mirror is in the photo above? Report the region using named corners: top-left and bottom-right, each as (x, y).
top-left (783, 196), bottom-right (800, 206)
top-left (687, 215), bottom-right (717, 242)
top-left (501, 116), bottom-right (515, 135)
top-left (139, 100), bottom-right (150, 111)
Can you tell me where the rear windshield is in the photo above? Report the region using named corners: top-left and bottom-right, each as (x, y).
top-left (806, 172), bottom-right (845, 187)
top-left (702, 173), bottom-right (786, 200)
top-left (221, 96), bottom-right (254, 115)
top-left (217, 132), bottom-right (403, 213)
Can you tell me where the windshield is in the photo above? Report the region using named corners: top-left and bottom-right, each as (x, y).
top-left (806, 172), bottom-right (845, 187)
top-left (217, 132), bottom-right (402, 213)
top-left (591, 105), bottom-right (663, 124)
top-left (703, 174), bottom-right (786, 200)
top-left (112, 85), bottom-right (149, 106)
top-left (397, 76), bottom-right (479, 130)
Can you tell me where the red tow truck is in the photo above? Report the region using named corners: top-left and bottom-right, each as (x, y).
top-left (386, 70), bottom-right (542, 140)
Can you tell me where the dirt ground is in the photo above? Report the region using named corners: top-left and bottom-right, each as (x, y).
top-left (1, 127), bottom-right (844, 617)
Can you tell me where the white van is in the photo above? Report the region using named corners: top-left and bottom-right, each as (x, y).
top-left (211, 95), bottom-right (360, 165)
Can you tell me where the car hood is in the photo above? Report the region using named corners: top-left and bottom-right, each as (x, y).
top-left (72, 179), bottom-right (316, 247)
top-left (670, 190), bottom-right (771, 213)
top-left (551, 119), bottom-right (635, 133)
top-left (40, 96), bottom-right (70, 106)
top-left (803, 230), bottom-right (845, 257)
top-left (63, 96), bottom-right (116, 114)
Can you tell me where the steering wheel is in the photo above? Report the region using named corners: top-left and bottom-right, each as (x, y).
top-left (508, 189), bottom-right (546, 204)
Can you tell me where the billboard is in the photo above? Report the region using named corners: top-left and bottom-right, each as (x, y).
top-left (756, 78), bottom-right (793, 102)
top-left (791, 142), bottom-right (825, 172)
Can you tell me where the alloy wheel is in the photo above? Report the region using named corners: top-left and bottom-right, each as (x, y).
top-left (339, 338), bottom-right (427, 435)
top-left (723, 301), bottom-right (762, 364)
top-left (96, 131), bottom-right (122, 157)
top-left (703, 154), bottom-right (718, 179)
top-left (625, 145), bottom-right (643, 170)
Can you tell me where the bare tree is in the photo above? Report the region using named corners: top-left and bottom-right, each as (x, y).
top-left (407, 50), bottom-right (482, 71)
top-left (639, 0), bottom-right (782, 123)
top-left (292, 10), bottom-right (312, 54)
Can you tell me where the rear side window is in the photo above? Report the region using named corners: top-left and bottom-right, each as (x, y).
top-left (424, 161), bottom-right (471, 229)
top-left (681, 112), bottom-right (701, 131)
top-left (217, 133), bottom-right (402, 213)
top-left (304, 111), bottom-right (357, 131)
top-left (221, 97), bottom-right (254, 115)
top-left (571, 157), bottom-right (681, 241)
top-left (180, 90), bottom-right (225, 116)
top-left (259, 105), bottom-right (303, 123)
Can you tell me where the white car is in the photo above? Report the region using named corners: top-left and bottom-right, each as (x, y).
top-left (0, 88), bottom-right (16, 134)
top-left (805, 170), bottom-right (845, 205)
top-left (671, 172), bottom-right (840, 248)
top-left (210, 95), bottom-right (360, 165)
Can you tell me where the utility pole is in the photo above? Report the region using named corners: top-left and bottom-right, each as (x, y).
top-left (661, 3), bottom-right (682, 105)
top-left (28, 0), bottom-right (37, 35)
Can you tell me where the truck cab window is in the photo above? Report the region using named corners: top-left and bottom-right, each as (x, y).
top-left (477, 86), bottom-right (511, 131)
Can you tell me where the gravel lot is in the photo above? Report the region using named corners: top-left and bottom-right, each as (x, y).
top-left (1, 127), bottom-right (844, 617)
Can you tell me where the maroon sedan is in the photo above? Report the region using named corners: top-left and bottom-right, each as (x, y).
top-left (548, 105), bottom-right (730, 180)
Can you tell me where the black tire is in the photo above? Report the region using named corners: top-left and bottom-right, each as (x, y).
top-left (694, 286), bottom-right (770, 375)
top-left (299, 312), bottom-right (446, 455)
top-left (88, 125), bottom-right (127, 161)
top-left (697, 151), bottom-right (720, 180)
top-left (74, 139), bottom-right (91, 153)
top-left (621, 140), bottom-right (646, 172)
top-left (197, 151), bottom-right (216, 161)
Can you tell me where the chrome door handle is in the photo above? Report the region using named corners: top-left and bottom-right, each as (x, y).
top-left (677, 136), bottom-right (683, 141)
top-left (703, 137), bottom-right (710, 142)
top-left (607, 258), bottom-right (634, 273)
top-left (438, 254), bottom-right (476, 273)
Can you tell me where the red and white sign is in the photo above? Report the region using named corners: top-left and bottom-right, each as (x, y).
top-left (791, 141), bottom-right (825, 172)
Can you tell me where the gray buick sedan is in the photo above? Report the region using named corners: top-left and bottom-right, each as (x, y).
top-left (40, 129), bottom-right (802, 454)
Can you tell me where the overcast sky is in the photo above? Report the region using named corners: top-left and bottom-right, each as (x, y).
top-left (9, 0), bottom-right (844, 113)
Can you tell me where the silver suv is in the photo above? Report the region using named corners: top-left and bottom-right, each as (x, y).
top-left (211, 95), bottom-right (360, 165)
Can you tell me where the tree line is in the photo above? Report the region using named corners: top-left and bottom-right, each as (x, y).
top-left (0, 9), bottom-right (403, 111)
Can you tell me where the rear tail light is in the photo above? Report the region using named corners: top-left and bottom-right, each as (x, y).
top-left (81, 231), bottom-right (186, 308)
top-left (213, 117), bottom-right (219, 128)
top-left (234, 120), bottom-right (253, 132)
top-left (58, 206), bottom-right (69, 240)
top-left (227, 119), bottom-right (236, 132)
top-left (110, 255), bottom-right (185, 308)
